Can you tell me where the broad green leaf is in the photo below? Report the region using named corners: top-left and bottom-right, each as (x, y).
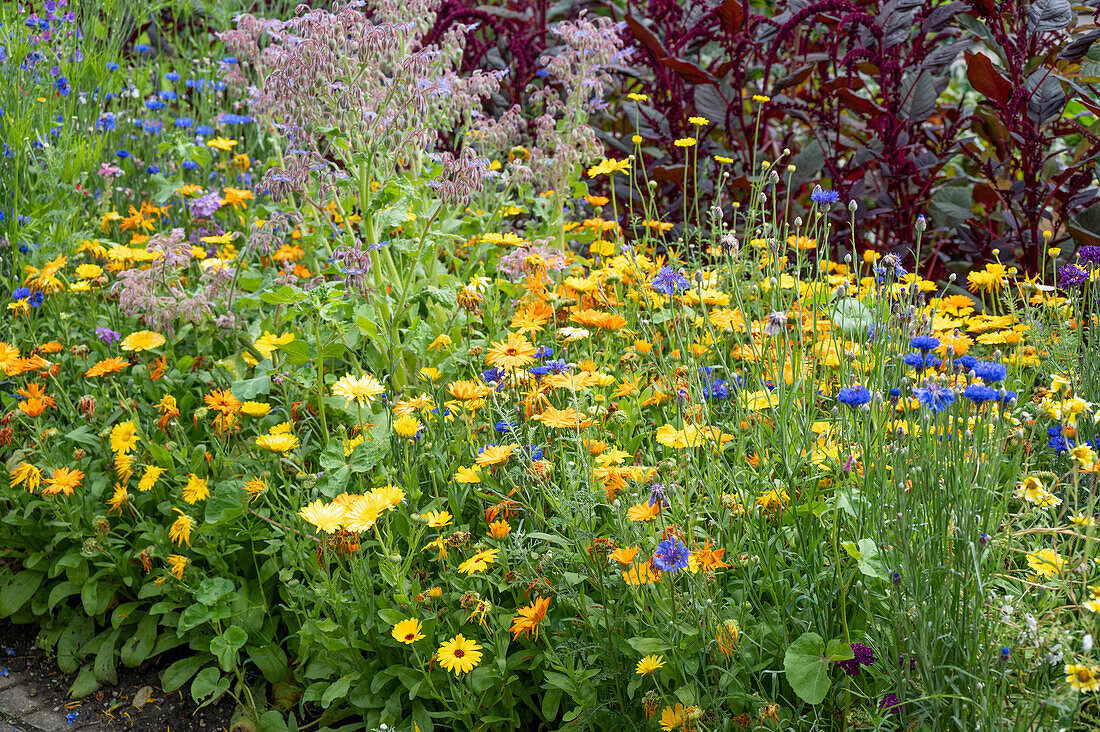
top-left (783, 632), bottom-right (830, 705)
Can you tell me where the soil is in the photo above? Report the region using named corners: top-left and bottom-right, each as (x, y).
top-left (0, 619), bottom-right (236, 732)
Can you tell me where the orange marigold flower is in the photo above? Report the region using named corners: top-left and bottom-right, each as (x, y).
top-left (85, 357), bottom-right (129, 377)
top-left (509, 596), bottom-right (551, 641)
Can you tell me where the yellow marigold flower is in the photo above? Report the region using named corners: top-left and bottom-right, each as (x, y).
top-left (391, 618), bottom-right (425, 645)
top-left (437, 634), bottom-right (482, 675)
top-left (428, 334), bottom-right (453, 352)
top-left (241, 401), bottom-right (271, 417)
top-left (714, 155), bottom-right (734, 164)
top-left (169, 509), bottom-right (194, 546)
top-left (110, 420), bottom-right (139, 455)
top-left (254, 330), bottom-right (294, 359)
top-left (457, 548), bottom-right (499, 574)
top-left (476, 443), bottom-right (517, 467)
top-left (138, 465), bottom-right (166, 492)
top-left (752, 94), bottom-right (770, 102)
top-left (622, 560), bottom-right (660, 586)
top-left (1026, 547), bottom-right (1064, 578)
top-left (331, 373), bottom-right (384, 405)
top-left (509, 596), bottom-right (550, 641)
top-left (422, 510), bottom-right (453, 528)
top-left (299, 499), bottom-right (344, 533)
top-left (207, 136), bottom-right (238, 150)
top-left (454, 465), bottom-right (481, 483)
top-left (182, 474), bottom-right (210, 504)
top-left (673, 138), bottom-right (697, 148)
top-left (1067, 664), bottom-right (1100, 692)
top-left (256, 432), bottom-right (299, 453)
top-left (627, 92), bottom-right (648, 101)
top-left (9, 462), bottom-right (42, 492)
top-left (487, 520), bottom-right (511, 539)
top-left (636, 654), bottom-right (664, 674)
top-left (688, 116), bottom-right (709, 126)
top-left (486, 332), bottom-right (536, 369)
top-left (166, 554), bottom-right (188, 579)
top-left (393, 415), bottom-right (424, 438)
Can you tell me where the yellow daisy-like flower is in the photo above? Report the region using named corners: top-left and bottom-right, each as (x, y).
top-left (393, 415), bottom-right (423, 438)
top-left (207, 136), bottom-right (238, 151)
top-left (110, 420), bottom-right (139, 455)
top-left (454, 465), bottom-right (481, 483)
top-left (673, 138), bottom-right (697, 148)
top-left (437, 634), bottom-right (483, 675)
top-left (688, 116), bottom-right (709, 126)
top-left (457, 548), bottom-right (500, 574)
top-left (752, 94), bottom-right (770, 102)
top-left (331, 373), bottom-right (385, 405)
top-left (299, 499), bottom-right (345, 533)
top-left (182, 474), bottom-right (210, 504)
top-left (9, 462), bottom-right (42, 492)
top-left (391, 618), bottom-right (425, 645)
top-left (120, 330), bottom-right (166, 352)
top-left (1067, 664), bottom-right (1100, 692)
top-left (1026, 547), bottom-right (1065, 578)
top-left (254, 331), bottom-right (295, 359)
top-left (241, 401), bottom-right (271, 417)
top-left (422, 510), bottom-right (453, 528)
top-left (636, 654), bottom-right (665, 674)
top-left (167, 554), bottom-right (188, 579)
top-left (138, 465), bottom-right (166, 492)
top-left (169, 509), bottom-right (194, 547)
top-left (256, 432), bottom-right (300, 453)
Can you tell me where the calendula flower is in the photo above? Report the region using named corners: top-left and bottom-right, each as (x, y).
top-left (86, 357), bottom-right (129, 377)
top-left (486, 332), bottom-right (537, 369)
top-left (437, 635), bottom-right (483, 675)
top-left (1067, 664), bottom-right (1100, 692)
top-left (458, 548), bottom-right (500, 574)
top-left (509, 596), bottom-right (550, 641)
top-left (241, 401), bottom-right (271, 417)
top-left (166, 554), bottom-right (188, 579)
top-left (256, 432), bottom-right (299, 453)
top-left (207, 136), bottom-right (238, 150)
top-left (331, 373), bottom-right (384, 405)
top-left (454, 465), bottom-right (481, 483)
top-left (182, 474), bottom-right (210, 504)
top-left (110, 421), bottom-right (139, 455)
top-left (138, 465), bottom-right (166, 492)
top-left (636, 654), bottom-right (665, 674)
top-left (674, 138), bottom-right (697, 148)
top-left (391, 618), bottom-right (425, 645)
top-left (1026, 547), bottom-right (1064, 578)
top-left (120, 330), bottom-right (166, 352)
top-left (299, 499), bottom-right (345, 534)
top-left (393, 415), bottom-right (423, 439)
top-left (169, 509), bottom-right (194, 546)
top-left (422, 510), bottom-right (453, 528)
top-left (10, 462), bottom-right (42, 492)
top-left (42, 467), bottom-right (84, 496)
top-left (487, 520), bottom-right (511, 539)
top-left (688, 116), bottom-right (709, 126)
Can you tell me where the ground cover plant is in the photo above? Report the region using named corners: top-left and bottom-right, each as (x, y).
top-left (2, 1), bottom-right (1100, 731)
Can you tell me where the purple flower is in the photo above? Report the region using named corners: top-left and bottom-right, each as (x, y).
top-left (1058, 264), bottom-right (1089, 288)
top-left (96, 327), bottom-right (121, 344)
top-left (648, 482), bottom-right (667, 508)
top-left (879, 694), bottom-right (901, 714)
top-left (1077, 246), bottom-right (1100, 266)
top-left (190, 192), bottom-right (222, 218)
top-left (652, 537), bottom-right (689, 573)
top-left (836, 642), bottom-right (876, 677)
top-left (650, 266), bottom-right (690, 296)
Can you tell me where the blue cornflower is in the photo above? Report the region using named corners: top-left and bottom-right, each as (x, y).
top-left (652, 537), bottom-right (689, 573)
top-left (902, 352), bottom-right (941, 370)
top-left (181, 159), bottom-right (199, 170)
top-left (481, 367), bottom-right (505, 384)
top-left (836, 386), bottom-right (872, 408)
top-left (55, 76), bottom-right (70, 96)
top-left (175, 117), bottom-right (193, 128)
top-left (195, 124), bottom-right (214, 136)
top-left (962, 384), bottom-right (998, 404)
top-left (136, 43), bottom-right (149, 52)
top-left (166, 71), bottom-right (180, 82)
top-left (146, 165), bottom-right (160, 174)
top-left (650, 266), bottom-right (690, 296)
top-left (494, 420), bottom-right (517, 434)
top-left (528, 366), bottom-right (549, 377)
top-left (525, 444), bottom-right (544, 461)
top-left (909, 335), bottom-right (940, 352)
top-left (648, 482), bottom-right (667, 508)
top-left (954, 355), bottom-right (978, 372)
top-left (972, 361), bottom-right (1007, 383)
top-left (106, 62), bottom-right (119, 71)
top-left (116, 149), bottom-right (130, 159)
top-left (545, 359), bottom-right (570, 374)
top-left (28, 292), bottom-right (44, 308)
top-left (913, 383), bottom-right (955, 412)
top-left (811, 188), bottom-right (839, 205)
top-left (12, 287), bottom-right (31, 300)
top-left (221, 56), bottom-right (238, 65)
top-left (535, 345), bottom-right (554, 359)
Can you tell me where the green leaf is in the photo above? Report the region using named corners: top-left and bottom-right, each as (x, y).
top-left (161, 654), bottom-right (210, 693)
top-left (69, 663), bottom-right (101, 699)
top-left (783, 632), bottom-right (831, 705)
top-left (205, 482), bottom-right (246, 524)
top-left (280, 340), bottom-right (310, 365)
top-left (258, 710), bottom-right (290, 732)
top-left (94, 628), bottom-right (121, 685)
top-left (627, 637), bottom-right (670, 654)
top-left (247, 643), bottom-right (288, 683)
top-left (260, 285), bottom-right (307, 305)
top-left (0, 570), bottom-right (45, 617)
top-left (320, 674), bottom-right (355, 708)
top-left (191, 666), bottom-right (230, 704)
top-left (232, 374), bottom-right (272, 400)
top-left (196, 577), bottom-right (235, 606)
top-left (210, 625), bottom-right (248, 671)
top-left (121, 613), bottom-right (158, 667)
top-left (825, 638), bottom-right (855, 663)
top-left (57, 615), bottom-right (94, 674)
top-left (542, 687), bottom-right (563, 721)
